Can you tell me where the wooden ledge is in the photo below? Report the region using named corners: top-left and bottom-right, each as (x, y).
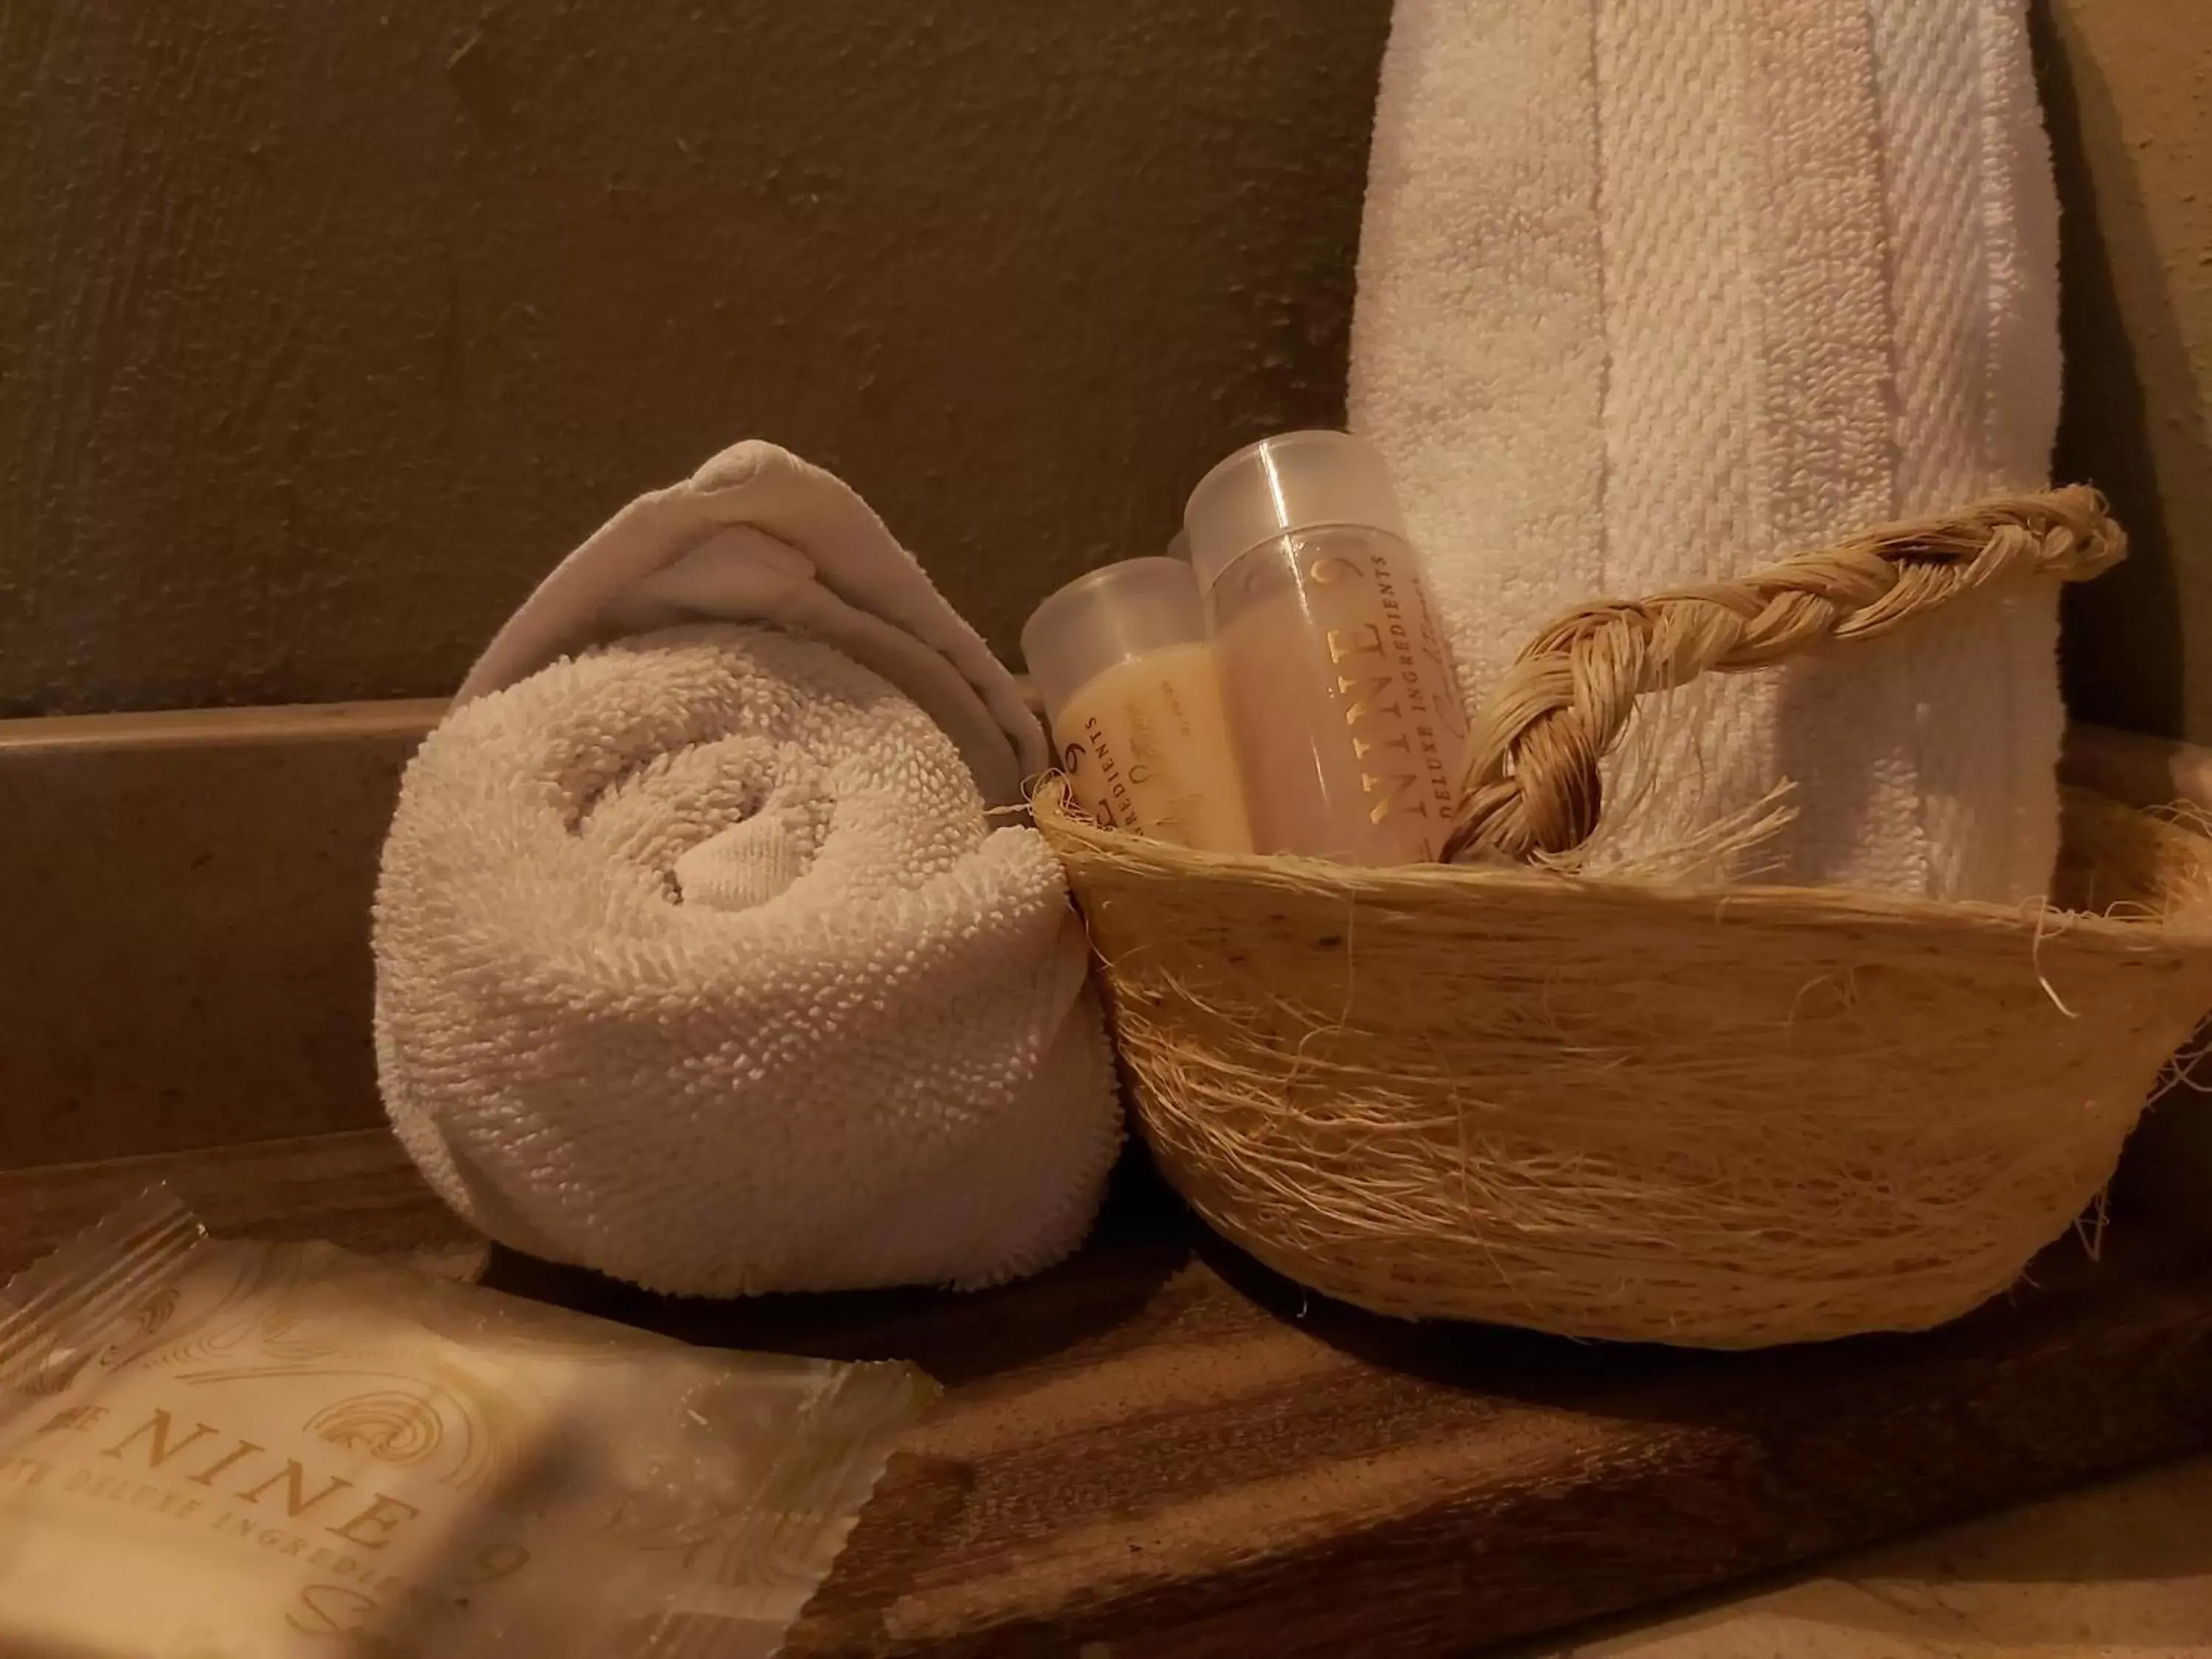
top-left (7, 1131), bottom-right (2212, 1658)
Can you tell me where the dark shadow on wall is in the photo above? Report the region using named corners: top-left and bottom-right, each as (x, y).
top-left (2034, 0), bottom-right (2202, 740)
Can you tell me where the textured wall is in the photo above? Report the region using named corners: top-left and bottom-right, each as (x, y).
top-left (0, 1), bottom-right (1389, 715)
top-left (4, 1), bottom-right (2208, 732)
top-left (2042, 0), bottom-right (2212, 740)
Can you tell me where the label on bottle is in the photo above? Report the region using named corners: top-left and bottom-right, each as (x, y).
top-left (1209, 527), bottom-right (1468, 864)
top-left (1052, 644), bottom-right (1253, 852)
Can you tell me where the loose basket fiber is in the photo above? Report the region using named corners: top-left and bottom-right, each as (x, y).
top-left (1035, 489), bottom-right (2212, 1347)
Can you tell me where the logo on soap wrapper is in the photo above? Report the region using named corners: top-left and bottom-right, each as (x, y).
top-left (5, 1244), bottom-right (552, 1647)
top-left (0, 1203), bottom-right (920, 1658)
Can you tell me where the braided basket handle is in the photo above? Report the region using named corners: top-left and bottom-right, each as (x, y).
top-left (1442, 487), bottom-right (2127, 865)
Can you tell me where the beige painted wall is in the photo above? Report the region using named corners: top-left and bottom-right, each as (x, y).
top-left (3, 1), bottom-right (2207, 735)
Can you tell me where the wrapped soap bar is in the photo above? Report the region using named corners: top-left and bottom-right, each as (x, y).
top-left (0, 1192), bottom-right (934, 1658)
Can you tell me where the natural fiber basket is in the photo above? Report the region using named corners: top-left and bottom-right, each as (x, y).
top-left (1036, 489), bottom-right (2212, 1348)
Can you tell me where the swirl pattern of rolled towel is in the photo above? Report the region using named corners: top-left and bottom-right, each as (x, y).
top-left (374, 443), bottom-right (1121, 1295)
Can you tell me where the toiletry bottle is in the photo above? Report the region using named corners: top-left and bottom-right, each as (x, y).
top-left (1021, 557), bottom-right (1255, 852)
top-left (1183, 430), bottom-right (1468, 865)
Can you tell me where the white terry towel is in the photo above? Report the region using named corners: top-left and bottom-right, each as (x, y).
top-left (1351, 0), bottom-right (2065, 902)
top-left (375, 444), bottom-right (1121, 1296)
top-left (458, 441), bottom-right (1050, 809)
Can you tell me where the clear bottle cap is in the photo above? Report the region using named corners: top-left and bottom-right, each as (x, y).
top-left (1181, 429), bottom-right (1409, 597)
top-left (1020, 556), bottom-right (1210, 724)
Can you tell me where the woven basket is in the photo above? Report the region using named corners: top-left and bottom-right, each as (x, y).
top-left (1036, 489), bottom-right (2212, 1348)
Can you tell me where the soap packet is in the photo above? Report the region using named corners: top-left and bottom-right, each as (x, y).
top-left (0, 1191), bottom-right (935, 1658)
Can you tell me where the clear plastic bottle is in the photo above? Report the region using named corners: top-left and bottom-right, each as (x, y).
top-left (1183, 431), bottom-right (1469, 865)
top-left (1020, 557), bottom-right (1254, 852)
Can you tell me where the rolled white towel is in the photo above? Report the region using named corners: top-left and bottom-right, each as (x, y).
top-left (455, 439), bottom-right (1049, 809)
top-left (375, 448), bottom-right (1121, 1296)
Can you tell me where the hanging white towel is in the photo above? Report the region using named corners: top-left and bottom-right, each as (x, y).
top-left (1351, 0), bottom-right (2065, 901)
top-left (375, 445), bottom-right (1121, 1295)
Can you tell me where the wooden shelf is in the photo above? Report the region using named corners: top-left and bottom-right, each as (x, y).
top-left (6, 1132), bottom-right (2211, 1658)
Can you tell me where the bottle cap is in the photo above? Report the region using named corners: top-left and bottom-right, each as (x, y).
top-left (1019, 556), bottom-right (1210, 725)
top-left (1181, 430), bottom-right (1408, 597)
